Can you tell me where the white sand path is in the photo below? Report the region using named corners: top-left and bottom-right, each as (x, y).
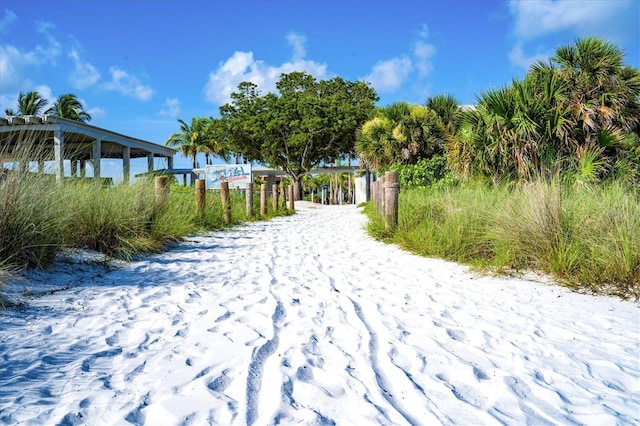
top-left (0, 202), bottom-right (639, 425)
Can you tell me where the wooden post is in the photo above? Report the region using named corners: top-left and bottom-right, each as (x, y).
top-left (384, 171), bottom-right (399, 230)
top-left (246, 183), bottom-right (254, 217)
top-left (220, 180), bottom-right (231, 224)
top-left (155, 175), bottom-right (170, 204)
top-left (280, 184), bottom-right (286, 210)
top-left (260, 183), bottom-right (268, 216)
top-left (288, 185), bottom-right (295, 211)
top-left (272, 184), bottom-right (279, 211)
top-left (195, 179), bottom-right (206, 215)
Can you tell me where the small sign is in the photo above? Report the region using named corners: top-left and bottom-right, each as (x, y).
top-left (323, 184), bottom-right (328, 189)
top-left (206, 165), bottom-right (252, 189)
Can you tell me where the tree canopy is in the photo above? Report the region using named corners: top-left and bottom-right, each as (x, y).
top-left (219, 72), bottom-right (378, 197)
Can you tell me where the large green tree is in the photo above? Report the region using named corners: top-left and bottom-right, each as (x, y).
top-left (219, 72), bottom-right (378, 198)
top-left (45, 93), bottom-right (91, 122)
top-left (4, 91), bottom-right (48, 116)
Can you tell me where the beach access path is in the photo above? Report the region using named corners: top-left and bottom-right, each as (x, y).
top-left (1, 201), bottom-right (638, 425)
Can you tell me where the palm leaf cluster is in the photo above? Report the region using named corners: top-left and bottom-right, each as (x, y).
top-left (448, 37), bottom-right (640, 184)
top-left (356, 95), bottom-right (457, 172)
top-left (165, 117), bottom-right (232, 169)
top-left (4, 92), bottom-right (91, 122)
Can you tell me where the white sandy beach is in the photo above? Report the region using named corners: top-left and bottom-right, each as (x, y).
top-left (0, 201), bottom-right (638, 425)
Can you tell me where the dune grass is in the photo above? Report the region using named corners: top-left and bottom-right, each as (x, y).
top-left (0, 165), bottom-right (292, 298)
top-left (366, 180), bottom-right (640, 299)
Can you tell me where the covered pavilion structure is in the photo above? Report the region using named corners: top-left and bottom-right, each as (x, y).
top-left (0, 115), bottom-right (175, 183)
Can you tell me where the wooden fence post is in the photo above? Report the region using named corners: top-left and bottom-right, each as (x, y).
top-left (246, 183), bottom-right (254, 217)
top-left (280, 185), bottom-right (287, 210)
top-left (384, 171), bottom-right (399, 230)
top-left (220, 181), bottom-right (231, 224)
top-left (288, 185), bottom-right (295, 211)
top-left (260, 183), bottom-right (268, 216)
top-left (272, 184), bottom-right (279, 211)
top-left (155, 175), bottom-right (170, 204)
top-left (195, 179), bottom-right (206, 215)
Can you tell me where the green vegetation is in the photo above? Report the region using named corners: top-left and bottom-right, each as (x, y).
top-left (359, 38), bottom-right (639, 298)
top-left (218, 72), bottom-right (378, 199)
top-left (5, 91), bottom-right (91, 122)
top-left (365, 182), bottom-right (639, 299)
top-left (0, 158), bottom-right (291, 295)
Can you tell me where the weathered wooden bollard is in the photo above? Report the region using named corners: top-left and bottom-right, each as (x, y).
top-left (384, 171), bottom-right (399, 230)
top-left (155, 175), bottom-right (170, 204)
top-left (260, 183), bottom-right (268, 216)
top-left (195, 179), bottom-right (206, 215)
top-left (288, 185), bottom-right (295, 211)
top-left (246, 183), bottom-right (254, 217)
top-left (220, 180), bottom-right (231, 224)
top-left (280, 185), bottom-right (286, 210)
top-left (272, 184), bottom-right (279, 211)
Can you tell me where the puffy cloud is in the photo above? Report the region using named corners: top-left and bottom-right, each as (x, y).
top-left (159, 97), bottom-right (180, 117)
top-left (0, 19), bottom-right (62, 92)
top-left (204, 34), bottom-right (327, 105)
top-left (362, 57), bottom-right (412, 93)
top-left (508, 0), bottom-right (635, 69)
top-left (102, 67), bottom-right (154, 101)
top-left (509, 0), bottom-right (625, 41)
top-left (69, 49), bottom-right (100, 89)
top-left (0, 44), bottom-right (39, 90)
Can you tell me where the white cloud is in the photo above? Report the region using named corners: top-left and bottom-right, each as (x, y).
top-left (509, 0), bottom-right (625, 41)
top-left (0, 19), bottom-right (62, 92)
top-left (34, 21), bottom-right (61, 63)
top-left (0, 44), bottom-right (39, 89)
top-left (102, 67), bottom-right (154, 101)
top-left (508, 0), bottom-right (635, 69)
top-left (287, 32), bottom-right (306, 61)
top-left (69, 50), bottom-right (100, 89)
top-left (204, 35), bottom-right (328, 105)
top-left (362, 57), bottom-right (412, 93)
top-left (159, 98), bottom-right (180, 117)
top-left (0, 9), bottom-right (17, 33)
top-left (86, 106), bottom-right (106, 122)
top-left (508, 43), bottom-right (552, 70)
top-left (413, 40), bottom-right (436, 77)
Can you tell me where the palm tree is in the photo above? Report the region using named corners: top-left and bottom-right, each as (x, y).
top-left (165, 117), bottom-right (209, 169)
top-left (4, 91), bottom-right (48, 116)
top-left (356, 102), bottom-right (448, 172)
top-left (426, 93), bottom-right (462, 135)
top-left (202, 118), bottom-right (232, 164)
top-left (45, 93), bottom-right (91, 122)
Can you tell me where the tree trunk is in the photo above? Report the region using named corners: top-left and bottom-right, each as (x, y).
top-left (292, 175), bottom-right (303, 200)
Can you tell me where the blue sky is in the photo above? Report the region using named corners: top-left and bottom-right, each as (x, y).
top-left (1, 0), bottom-right (638, 175)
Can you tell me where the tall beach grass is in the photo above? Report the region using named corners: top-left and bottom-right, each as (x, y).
top-left (1, 137), bottom-right (291, 300)
top-left (366, 181), bottom-right (639, 299)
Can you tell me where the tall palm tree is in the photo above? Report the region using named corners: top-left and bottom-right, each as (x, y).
top-left (202, 117), bottom-right (232, 164)
top-left (45, 93), bottom-right (91, 122)
top-left (4, 91), bottom-right (48, 116)
top-left (165, 117), bottom-right (209, 169)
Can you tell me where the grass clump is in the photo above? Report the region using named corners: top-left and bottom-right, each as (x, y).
top-left (367, 180), bottom-right (639, 299)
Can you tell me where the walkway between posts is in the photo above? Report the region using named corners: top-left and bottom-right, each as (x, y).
top-left (0, 202), bottom-right (638, 425)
